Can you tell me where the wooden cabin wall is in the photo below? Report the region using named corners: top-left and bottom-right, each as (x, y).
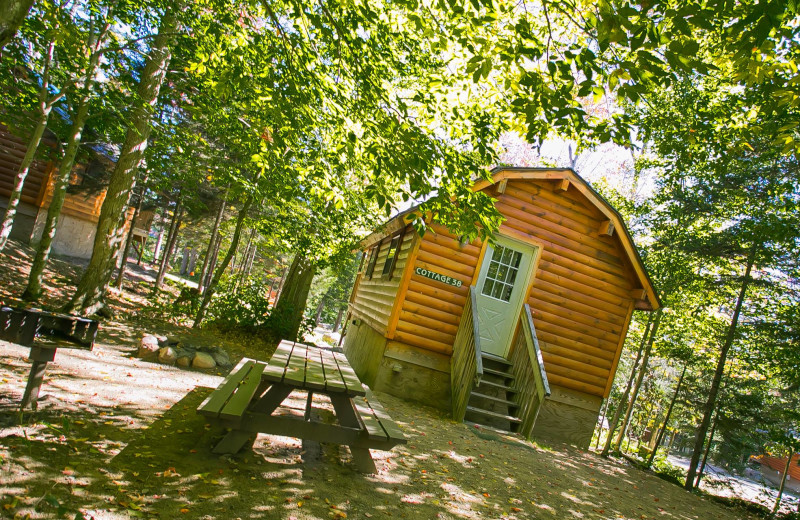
top-left (392, 222), bottom-right (481, 356)
top-left (0, 126), bottom-right (52, 240)
top-left (494, 179), bottom-right (636, 399)
top-left (531, 385), bottom-right (603, 448)
top-left (348, 227), bottom-right (416, 334)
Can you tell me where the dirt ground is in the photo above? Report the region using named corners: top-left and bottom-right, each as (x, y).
top-left (0, 243), bottom-right (760, 520)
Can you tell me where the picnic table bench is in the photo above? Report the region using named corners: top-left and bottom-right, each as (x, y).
top-left (0, 299), bottom-right (98, 410)
top-left (198, 340), bottom-right (406, 473)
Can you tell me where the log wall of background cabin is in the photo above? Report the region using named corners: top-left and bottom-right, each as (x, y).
top-left (0, 126), bottom-right (52, 241)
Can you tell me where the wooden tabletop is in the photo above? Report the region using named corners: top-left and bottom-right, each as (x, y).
top-left (261, 340), bottom-right (365, 397)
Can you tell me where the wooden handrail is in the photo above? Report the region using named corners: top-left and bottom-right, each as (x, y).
top-left (522, 304), bottom-right (550, 397)
top-left (470, 286), bottom-right (484, 383)
top-left (508, 303), bottom-right (551, 438)
top-left (450, 286), bottom-right (483, 422)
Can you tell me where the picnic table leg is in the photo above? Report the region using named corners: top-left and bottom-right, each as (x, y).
top-left (20, 347), bottom-right (56, 410)
top-left (329, 394), bottom-right (377, 474)
top-left (213, 430), bottom-right (255, 454)
top-left (213, 384), bottom-right (293, 454)
top-left (250, 384), bottom-right (292, 414)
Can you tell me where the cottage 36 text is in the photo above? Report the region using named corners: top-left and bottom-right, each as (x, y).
top-left (414, 267), bottom-right (463, 288)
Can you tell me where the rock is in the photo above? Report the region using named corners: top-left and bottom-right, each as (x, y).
top-left (164, 335), bottom-right (181, 346)
top-left (158, 346), bottom-right (178, 365)
top-left (192, 352), bottom-right (216, 369)
top-left (138, 335), bottom-right (160, 359)
top-left (177, 356), bottom-right (192, 367)
top-left (156, 335), bottom-right (168, 346)
top-left (211, 349), bottom-right (231, 367)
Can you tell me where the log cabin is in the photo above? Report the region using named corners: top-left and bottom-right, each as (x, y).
top-left (0, 125), bottom-right (145, 258)
top-left (341, 167), bottom-right (660, 448)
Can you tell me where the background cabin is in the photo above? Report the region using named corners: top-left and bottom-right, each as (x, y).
top-left (341, 167), bottom-right (660, 448)
top-left (0, 125), bottom-right (138, 259)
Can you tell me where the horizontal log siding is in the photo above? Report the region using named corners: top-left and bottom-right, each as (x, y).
top-left (0, 126), bottom-right (49, 206)
top-left (40, 179), bottom-right (106, 223)
top-left (500, 179), bottom-right (636, 398)
top-left (350, 228), bottom-right (414, 334)
top-left (395, 223), bottom-right (481, 356)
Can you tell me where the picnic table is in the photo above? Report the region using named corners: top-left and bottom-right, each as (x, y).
top-left (198, 340), bottom-right (406, 473)
top-left (0, 300), bottom-right (98, 410)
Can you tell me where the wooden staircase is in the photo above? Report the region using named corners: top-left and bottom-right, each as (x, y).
top-left (464, 354), bottom-right (522, 433)
top-left (450, 286), bottom-right (551, 439)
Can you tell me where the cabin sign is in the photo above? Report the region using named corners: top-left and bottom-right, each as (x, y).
top-left (415, 266), bottom-right (463, 288)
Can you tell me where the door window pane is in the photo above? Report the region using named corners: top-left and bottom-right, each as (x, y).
top-left (480, 244), bottom-right (524, 303)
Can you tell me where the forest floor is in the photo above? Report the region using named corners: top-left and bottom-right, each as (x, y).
top-left (0, 240), bottom-right (769, 520)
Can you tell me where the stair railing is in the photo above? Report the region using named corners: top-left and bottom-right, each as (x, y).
top-left (450, 285), bottom-right (483, 422)
top-left (508, 303), bottom-right (551, 437)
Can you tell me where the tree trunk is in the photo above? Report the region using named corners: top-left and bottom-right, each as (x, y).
top-left (275, 266), bottom-right (289, 301)
top-left (684, 248), bottom-right (757, 490)
top-left (313, 297), bottom-right (325, 327)
top-left (194, 195), bottom-right (253, 327)
top-left (333, 306), bottom-right (344, 333)
top-left (197, 189), bottom-right (227, 294)
top-left (772, 451), bottom-right (794, 515)
top-left (202, 234), bottom-right (222, 296)
top-left (266, 253), bottom-right (317, 341)
top-left (613, 309), bottom-right (662, 454)
top-left (602, 312), bottom-right (656, 457)
top-left (0, 37), bottom-right (57, 252)
top-left (153, 227), bottom-right (165, 263)
top-left (65, 11), bottom-right (176, 314)
top-left (114, 181), bottom-right (146, 289)
top-left (233, 227), bottom-right (256, 292)
top-left (0, 0), bottom-right (35, 52)
top-left (694, 407), bottom-right (720, 488)
top-left (156, 200), bottom-right (182, 288)
top-left (647, 364), bottom-right (687, 467)
top-left (594, 398), bottom-right (611, 451)
top-left (20, 16), bottom-right (111, 300)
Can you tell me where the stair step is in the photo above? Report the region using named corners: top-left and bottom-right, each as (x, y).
top-left (477, 379), bottom-right (517, 393)
top-left (465, 406), bottom-right (522, 423)
top-left (483, 367), bottom-right (514, 380)
top-left (481, 353), bottom-right (512, 366)
top-left (470, 392), bottom-right (518, 408)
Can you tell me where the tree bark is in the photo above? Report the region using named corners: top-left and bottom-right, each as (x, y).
top-left (684, 248), bottom-right (757, 490)
top-left (0, 38), bottom-right (56, 252)
top-left (114, 180), bottom-right (146, 289)
top-left (602, 312), bottom-right (655, 457)
top-left (197, 189), bottom-right (227, 294)
top-left (613, 308), bottom-right (662, 454)
top-left (773, 451), bottom-right (794, 515)
top-left (594, 398), bottom-right (610, 451)
top-left (0, 0), bottom-right (35, 53)
top-left (647, 364), bottom-right (686, 467)
top-left (194, 195), bottom-right (253, 327)
top-left (313, 297), bottom-right (325, 327)
top-left (156, 200), bottom-right (182, 288)
top-left (333, 306), bottom-right (344, 333)
top-left (22, 22), bottom-right (111, 301)
top-left (267, 253), bottom-right (317, 341)
top-left (202, 233), bottom-right (222, 295)
top-left (65, 11), bottom-right (176, 314)
top-left (694, 407), bottom-right (720, 488)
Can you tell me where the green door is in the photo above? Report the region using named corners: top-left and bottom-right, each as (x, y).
top-left (475, 235), bottom-right (537, 358)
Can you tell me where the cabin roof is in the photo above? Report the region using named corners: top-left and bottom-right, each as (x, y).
top-left (361, 167), bottom-right (661, 311)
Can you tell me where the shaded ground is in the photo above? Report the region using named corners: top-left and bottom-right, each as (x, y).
top-left (0, 241), bottom-right (762, 519)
